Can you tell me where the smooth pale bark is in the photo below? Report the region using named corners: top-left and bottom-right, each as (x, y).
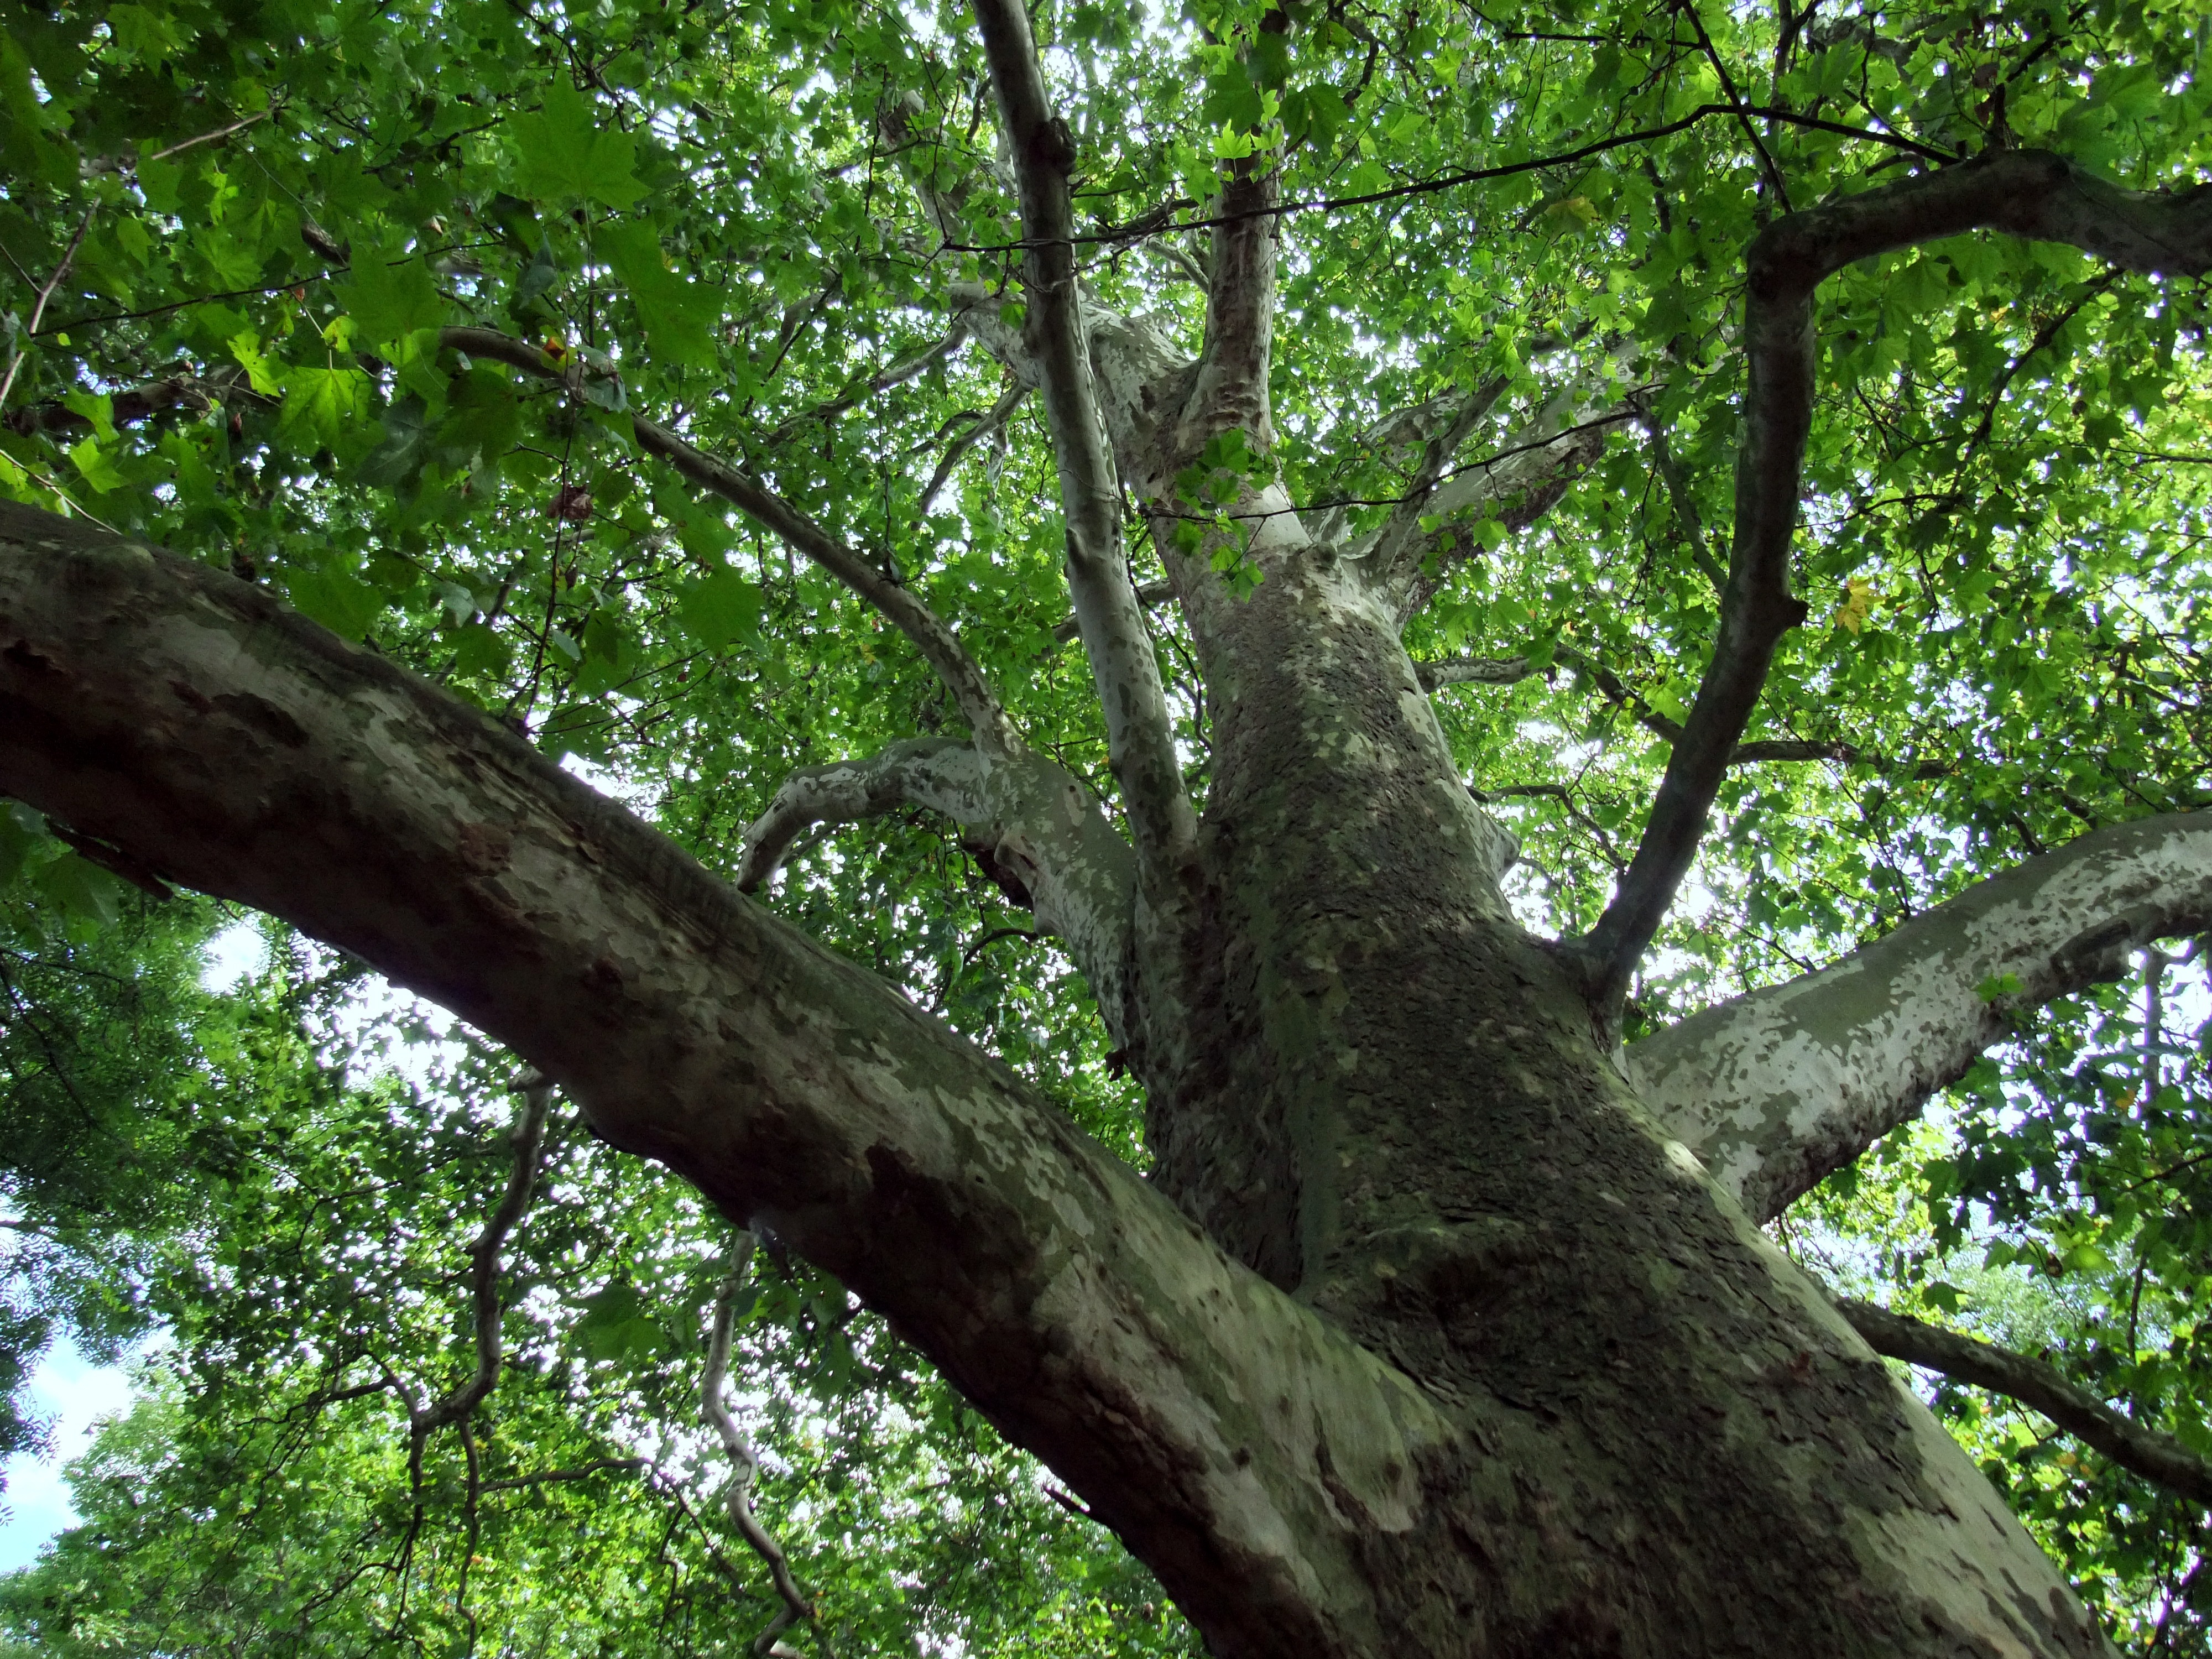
top-left (0, 502), bottom-right (1447, 1655)
top-left (0, 501), bottom-right (2121, 1659)
top-left (1629, 812), bottom-right (2212, 1223)
top-left (734, 738), bottom-right (1142, 1047)
top-left (972, 0), bottom-right (1197, 888)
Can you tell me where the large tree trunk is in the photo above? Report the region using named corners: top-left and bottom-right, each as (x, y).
top-left (1140, 555), bottom-right (2113, 1656)
top-left (0, 505), bottom-right (2115, 1656)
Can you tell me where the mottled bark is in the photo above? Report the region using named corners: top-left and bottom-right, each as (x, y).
top-left (1630, 812), bottom-right (2212, 1223)
top-left (0, 500), bottom-right (2120, 1659)
top-left (736, 738), bottom-right (1141, 1048)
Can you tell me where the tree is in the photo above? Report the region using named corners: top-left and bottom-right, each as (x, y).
top-left (0, 0), bottom-right (2209, 1650)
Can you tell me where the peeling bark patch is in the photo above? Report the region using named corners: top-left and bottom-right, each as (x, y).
top-left (3, 640), bottom-right (59, 676)
top-left (209, 689), bottom-right (311, 748)
top-left (457, 821), bottom-right (514, 876)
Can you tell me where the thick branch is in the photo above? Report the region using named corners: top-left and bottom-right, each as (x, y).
top-left (4, 369), bottom-right (260, 437)
top-left (1630, 812), bottom-right (2212, 1223)
top-left (1839, 1298), bottom-right (2212, 1506)
top-left (0, 503), bottom-right (1448, 1653)
top-left (1183, 163), bottom-right (1280, 450)
top-left (442, 326), bottom-right (1018, 758)
top-left (1579, 151), bottom-right (2212, 1016)
top-left (735, 737), bottom-right (1140, 1045)
top-left (970, 0), bottom-right (1197, 883)
top-left (703, 1234), bottom-right (822, 1655)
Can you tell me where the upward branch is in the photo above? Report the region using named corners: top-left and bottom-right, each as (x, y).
top-left (971, 0), bottom-right (1197, 884)
top-left (703, 1234), bottom-right (825, 1657)
top-left (1577, 150), bottom-right (2212, 1019)
top-left (414, 1071), bottom-right (553, 1441)
top-left (1630, 811), bottom-right (2212, 1223)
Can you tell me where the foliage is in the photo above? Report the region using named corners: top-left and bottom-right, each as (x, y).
top-left (0, 0), bottom-right (2206, 1645)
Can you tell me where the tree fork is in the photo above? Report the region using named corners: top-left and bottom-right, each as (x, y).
top-left (0, 499), bottom-right (2126, 1658)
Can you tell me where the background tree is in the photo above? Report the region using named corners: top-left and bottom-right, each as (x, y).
top-left (0, 0), bottom-right (2209, 1652)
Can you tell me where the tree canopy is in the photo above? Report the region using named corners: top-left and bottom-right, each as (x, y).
top-left (0, 0), bottom-right (2209, 1650)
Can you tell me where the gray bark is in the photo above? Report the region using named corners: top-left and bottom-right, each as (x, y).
top-left (0, 498), bottom-right (2118, 1658)
top-left (1630, 812), bottom-right (2212, 1223)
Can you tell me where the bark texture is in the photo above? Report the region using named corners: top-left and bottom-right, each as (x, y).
top-left (1630, 813), bottom-right (2212, 1223)
top-left (0, 500), bottom-right (2118, 1658)
top-left (5, 75), bottom-right (2199, 1659)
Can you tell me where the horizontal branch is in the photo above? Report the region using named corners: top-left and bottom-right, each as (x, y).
top-left (1839, 1298), bottom-right (2212, 1506)
top-left (0, 501), bottom-right (1449, 1653)
top-left (942, 103), bottom-right (1967, 256)
top-left (4, 368), bottom-right (260, 437)
top-left (1579, 151), bottom-right (2212, 1020)
top-left (1420, 646), bottom-right (1948, 775)
top-left (1053, 577), bottom-right (1174, 644)
top-left (1630, 811), bottom-right (2212, 1223)
top-left (441, 327), bottom-right (1019, 759)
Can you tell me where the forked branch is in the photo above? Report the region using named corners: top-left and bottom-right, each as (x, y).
top-left (442, 326), bottom-right (1019, 758)
top-left (736, 738), bottom-right (1141, 1046)
top-left (971, 0), bottom-right (1197, 885)
top-left (1578, 150), bottom-right (2212, 1018)
top-left (1840, 1298), bottom-right (2212, 1506)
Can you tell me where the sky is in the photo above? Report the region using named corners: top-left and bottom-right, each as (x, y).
top-left (0, 918), bottom-right (271, 1575)
top-left (0, 1336), bottom-right (137, 1572)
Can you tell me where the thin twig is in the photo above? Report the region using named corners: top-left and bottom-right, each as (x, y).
top-left (0, 206), bottom-right (96, 409)
top-left (703, 1234), bottom-right (831, 1657)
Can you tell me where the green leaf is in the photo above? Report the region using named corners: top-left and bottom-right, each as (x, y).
top-left (509, 76), bottom-right (646, 208)
top-left (278, 364), bottom-right (373, 448)
top-left (0, 800), bottom-right (50, 887)
top-left (34, 851), bottom-right (125, 927)
top-left (287, 561), bottom-right (382, 640)
top-left (68, 437), bottom-right (129, 494)
top-left (596, 218), bottom-right (716, 370)
top-left (676, 568), bottom-right (761, 650)
top-left (227, 332), bottom-right (285, 397)
top-left (337, 253), bottom-right (446, 349)
top-left (1975, 971), bottom-right (2025, 1003)
top-left (573, 1282), bottom-right (665, 1362)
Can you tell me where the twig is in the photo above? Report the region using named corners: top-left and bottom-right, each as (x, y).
top-left (148, 108), bottom-right (273, 161)
top-left (941, 103), bottom-right (1963, 257)
top-left (703, 1234), bottom-right (831, 1657)
top-left (0, 206), bottom-right (96, 410)
top-left (411, 1072), bottom-right (554, 1444)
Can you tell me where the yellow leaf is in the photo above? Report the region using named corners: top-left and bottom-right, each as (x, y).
top-left (1837, 576), bottom-right (1873, 635)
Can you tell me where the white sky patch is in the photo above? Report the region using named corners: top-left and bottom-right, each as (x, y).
top-left (0, 1335), bottom-right (140, 1572)
top-left (201, 915), bottom-right (269, 992)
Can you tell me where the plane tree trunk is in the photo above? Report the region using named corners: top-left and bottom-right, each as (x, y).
top-left (0, 501), bottom-right (2116, 1658)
